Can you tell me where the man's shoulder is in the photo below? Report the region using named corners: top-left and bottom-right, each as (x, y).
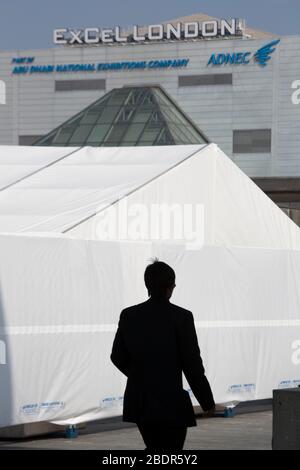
top-left (120, 300), bottom-right (193, 322)
top-left (169, 302), bottom-right (193, 319)
top-left (120, 301), bottom-right (149, 316)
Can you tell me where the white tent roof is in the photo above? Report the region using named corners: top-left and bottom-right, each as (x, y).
top-left (0, 146), bottom-right (79, 190)
top-left (1, 143), bottom-right (300, 427)
top-left (68, 143), bottom-right (300, 250)
top-left (0, 145), bottom-right (201, 233)
top-left (0, 143), bottom-right (300, 249)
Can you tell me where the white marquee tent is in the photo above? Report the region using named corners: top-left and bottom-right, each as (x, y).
top-left (0, 143), bottom-right (300, 429)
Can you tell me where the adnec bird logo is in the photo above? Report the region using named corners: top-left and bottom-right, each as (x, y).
top-left (254, 39), bottom-right (281, 67)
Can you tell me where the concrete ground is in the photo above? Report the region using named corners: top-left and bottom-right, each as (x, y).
top-left (0, 411), bottom-right (272, 450)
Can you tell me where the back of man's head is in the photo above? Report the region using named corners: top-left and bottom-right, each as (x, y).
top-left (144, 259), bottom-right (175, 298)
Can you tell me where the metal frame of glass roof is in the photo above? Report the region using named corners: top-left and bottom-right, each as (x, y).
top-left (33, 86), bottom-right (209, 147)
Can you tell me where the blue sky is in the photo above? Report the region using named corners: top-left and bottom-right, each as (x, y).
top-left (0, 0), bottom-right (299, 50)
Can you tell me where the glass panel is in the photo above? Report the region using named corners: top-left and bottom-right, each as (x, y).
top-left (97, 106), bottom-right (120, 124)
top-left (100, 142), bottom-right (116, 147)
top-left (107, 90), bottom-right (129, 105)
top-left (122, 123), bottom-right (145, 142)
top-left (180, 125), bottom-right (204, 143)
top-left (69, 125), bottom-right (93, 143)
top-left (136, 141), bottom-right (153, 146)
top-left (80, 108), bottom-right (104, 124)
top-left (37, 131), bottom-right (58, 146)
top-left (118, 142), bottom-right (135, 146)
top-left (86, 142), bottom-right (99, 147)
top-left (155, 128), bottom-right (175, 145)
top-left (167, 123), bottom-right (190, 144)
top-left (126, 89), bottom-right (145, 105)
top-left (141, 91), bottom-right (156, 105)
top-left (64, 115), bottom-right (83, 128)
top-left (148, 111), bottom-right (161, 123)
top-left (139, 123), bottom-right (161, 143)
top-left (105, 123), bottom-right (128, 143)
top-left (159, 104), bottom-right (189, 127)
top-left (153, 88), bottom-right (172, 107)
top-left (116, 106), bottom-right (135, 122)
top-left (86, 124), bottom-right (110, 143)
top-left (131, 109), bottom-right (153, 123)
top-left (52, 126), bottom-right (74, 144)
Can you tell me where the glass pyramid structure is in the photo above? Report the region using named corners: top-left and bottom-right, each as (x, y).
top-left (34, 86), bottom-right (208, 147)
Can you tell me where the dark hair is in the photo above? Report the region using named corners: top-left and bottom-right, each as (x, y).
top-left (144, 258), bottom-right (175, 297)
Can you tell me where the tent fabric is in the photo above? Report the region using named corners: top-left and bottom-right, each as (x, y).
top-left (69, 143), bottom-right (300, 250)
top-left (0, 143), bottom-right (300, 249)
top-left (0, 145), bottom-right (203, 233)
top-left (0, 146), bottom-right (79, 190)
top-left (0, 142), bottom-right (300, 428)
top-left (0, 233), bottom-right (299, 428)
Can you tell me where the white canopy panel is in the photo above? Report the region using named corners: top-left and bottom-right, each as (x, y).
top-left (0, 233), bottom-right (299, 427)
top-left (0, 143), bottom-right (300, 428)
top-left (0, 145), bottom-right (203, 233)
top-left (0, 146), bottom-right (79, 190)
top-left (70, 144), bottom-right (300, 250)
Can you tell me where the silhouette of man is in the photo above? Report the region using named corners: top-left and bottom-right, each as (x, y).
top-left (111, 259), bottom-right (215, 451)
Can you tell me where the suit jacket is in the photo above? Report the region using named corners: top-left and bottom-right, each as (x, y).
top-left (110, 296), bottom-right (215, 427)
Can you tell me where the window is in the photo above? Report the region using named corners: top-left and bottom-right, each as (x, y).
top-left (233, 129), bottom-right (271, 154)
top-left (179, 74), bottom-right (232, 87)
top-left (19, 135), bottom-right (44, 145)
top-left (55, 79), bottom-right (106, 92)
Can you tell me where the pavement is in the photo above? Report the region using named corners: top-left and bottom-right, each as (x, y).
top-left (0, 411), bottom-right (272, 450)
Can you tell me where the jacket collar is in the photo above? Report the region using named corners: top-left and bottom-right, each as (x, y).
top-left (147, 296), bottom-right (170, 304)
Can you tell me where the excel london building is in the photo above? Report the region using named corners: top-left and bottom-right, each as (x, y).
top-left (0, 12), bottom-right (300, 221)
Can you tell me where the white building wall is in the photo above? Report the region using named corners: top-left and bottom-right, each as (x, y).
top-left (0, 35), bottom-right (299, 177)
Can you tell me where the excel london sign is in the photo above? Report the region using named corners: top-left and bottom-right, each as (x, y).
top-left (53, 18), bottom-right (244, 45)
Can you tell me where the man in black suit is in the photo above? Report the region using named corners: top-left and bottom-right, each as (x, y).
top-left (111, 259), bottom-right (215, 450)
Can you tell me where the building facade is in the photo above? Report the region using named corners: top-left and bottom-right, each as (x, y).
top-left (0, 14), bottom-right (300, 215)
